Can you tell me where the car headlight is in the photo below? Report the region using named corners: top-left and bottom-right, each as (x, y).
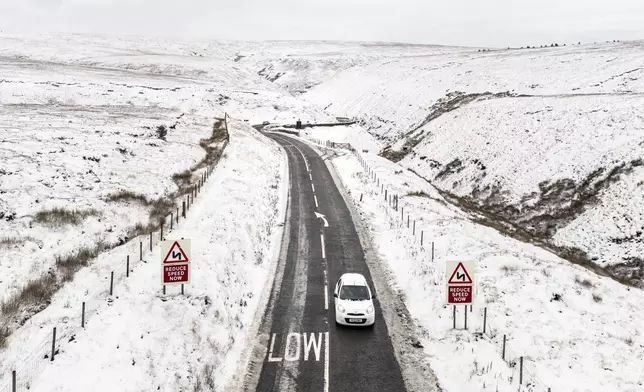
top-left (366, 305), bottom-right (374, 314)
top-left (338, 304), bottom-right (345, 314)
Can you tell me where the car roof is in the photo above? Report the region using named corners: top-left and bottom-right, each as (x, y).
top-left (339, 273), bottom-right (368, 286)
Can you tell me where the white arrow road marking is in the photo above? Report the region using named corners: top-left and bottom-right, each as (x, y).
top-left (314, 212), bottom-right (329, 227)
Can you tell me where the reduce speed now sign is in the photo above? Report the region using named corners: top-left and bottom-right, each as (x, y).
top-left (161, 239), bottom-right (191, 285)
top-left (445, 260), bottom-right (476, 305)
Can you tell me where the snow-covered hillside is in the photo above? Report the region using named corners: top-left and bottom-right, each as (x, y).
top-left (234, 40), bottom-right (474, 95)
top-left (302, 41), bottom-right (644, 286)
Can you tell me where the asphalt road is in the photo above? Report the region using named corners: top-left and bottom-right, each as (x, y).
top-left (251, 133), bottom-right (407, 392)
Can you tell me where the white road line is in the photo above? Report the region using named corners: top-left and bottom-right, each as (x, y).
top-left (309, 173), bottom-right (313, 181)
top-left (321, 234), bottom-right (326, 259)
top-left (324, 331), bottom-right (330, 392)
top-left (314, 195), bottom-right (319, 208)
top-left (312, 183), bottom-right (315, 193)
top-left (324, 284), bottom-right (328, 310)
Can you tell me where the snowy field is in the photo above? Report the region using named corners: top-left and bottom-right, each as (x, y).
top-left (319, 143), bottom-right (644, 392)
top-left (301, 40), bottom-right (644, 282)
top-left (0, 33), bottom-right (326, 306)
top-left (0, 121), bottom-right (287, 392)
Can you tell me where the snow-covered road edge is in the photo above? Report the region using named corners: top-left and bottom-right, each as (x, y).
top-left (228, 129), bottom-right (290, 392)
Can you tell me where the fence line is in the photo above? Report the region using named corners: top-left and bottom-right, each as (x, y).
top-left (303, 135), bottom-right (551, 392)
top-left (0, 115), bottom-right (230, 392)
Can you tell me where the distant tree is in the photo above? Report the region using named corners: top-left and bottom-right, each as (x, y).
top-left (555, 43), bottom-right (559, 47)
top-left (578, 41), bottom-right (581, 45)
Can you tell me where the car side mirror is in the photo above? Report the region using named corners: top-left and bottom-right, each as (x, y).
top-left (333, 293), bottom-right (338, 298)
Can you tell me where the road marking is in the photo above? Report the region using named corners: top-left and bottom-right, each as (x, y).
top-left (304, 333), bottom-right (323, 361)
top-left (321, 234), bottom-right (326, 259)
top-left (268, 333), bottom-right (282, 362)
top-left (309, 173), bottom-right (312, 181)
top-left (314, 195), bottom-right (319, 208)
top-left (324, 283), bottom-right (328, 310)
top-left (265, 333), bottom-right (324, 362)
top-left (311, 183), bottom-right (315, 193)
top-left (284, 332), bottom-right (301, 361)
top-left (324, 331), bottom-right (329, 392)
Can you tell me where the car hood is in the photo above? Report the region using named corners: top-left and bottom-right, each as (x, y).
top-left (337, 298), bottom-right (373, 312)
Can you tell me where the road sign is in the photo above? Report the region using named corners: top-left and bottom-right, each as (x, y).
top-left (163, 263), bottom-right (190, 284)
top-left (446, 260), bottom-right (476, 305)
top-left (161, 239), bottom-right (191, 264)
top-left (161, 239), bottom-right (191, 285)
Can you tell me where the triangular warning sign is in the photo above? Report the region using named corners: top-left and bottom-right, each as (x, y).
top-left (448, 262), bottom-right (473, 284)
top-left (163, 241), bottom-right (189, 263)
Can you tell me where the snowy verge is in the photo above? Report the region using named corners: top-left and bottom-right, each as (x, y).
top-left (0, 121), bottom-right (287, 392)
top-left (324, 148), bottom-right (644, 392)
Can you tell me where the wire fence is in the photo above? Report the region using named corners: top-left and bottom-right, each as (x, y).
top-left (0, 116), bottom-right (230, 392)
top-left (303, 136), bottom-right (553, 392)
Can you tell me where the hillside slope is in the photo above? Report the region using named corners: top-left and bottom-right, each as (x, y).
top-left (302, 41), bottom-right (644, 286)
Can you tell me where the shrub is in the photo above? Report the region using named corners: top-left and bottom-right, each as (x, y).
top-left (1, 275), bottom-right (59, 316)
top-left (407, 190), bottom-right (429, 197)
top-left (105, 190), bottom-right (149, 204)
top-left (592, 293), bottom-right (603, 303)
top-left (156, 125), bottom-right (168, 141)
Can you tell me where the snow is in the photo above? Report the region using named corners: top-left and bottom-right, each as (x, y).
top-left (324, 147), bottom-right (644, 392)
top-left (0, 120), bottom-right (288, 392)
top-left (301, 40), bottom-right (644, 274)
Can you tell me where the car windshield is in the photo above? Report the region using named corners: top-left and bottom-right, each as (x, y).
top-left (339, 285), bottom-right (370, 300)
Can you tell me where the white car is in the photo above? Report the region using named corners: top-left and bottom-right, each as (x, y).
top-left (333, 273), bottom-right (376, 327)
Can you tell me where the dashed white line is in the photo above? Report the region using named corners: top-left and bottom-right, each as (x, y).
top-left (314, 195), bottom-right (319, 208)
top-left (320, 233), bottom-right (326, 259)
top-left (324, 284), bottom-right (329, 310)
top-left (309, 173), bottom-right (313, 181)
top-left (324, 331), bottom-right (330, 392)
top-left (311, 183), bottom-right (315, 193)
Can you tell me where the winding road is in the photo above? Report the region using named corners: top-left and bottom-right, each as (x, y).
top-left (245, 133), bottom-right (407, 392)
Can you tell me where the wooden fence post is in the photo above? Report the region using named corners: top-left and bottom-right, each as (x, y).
top-left (140, 241), bottom-right (142, 261)
top-left (12, 370), bottom-right (16, 392)
top-left (109, 271), bottom-right (114, 296)
top-left (149, 232), bottom-right (153, 251)
top-left (51, 327), bottom-right (56, 361)
top-left (502, 335), bottom-right (507, 361)
top-left (519, 356), bottom-right (523, 385)
top-left (126, 255), bottom-right (130, 278)
top-left (483, 307), bottom-right (487, 334)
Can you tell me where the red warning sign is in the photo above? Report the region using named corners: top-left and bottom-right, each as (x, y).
top-left (163, 263), bottom-right (189, 284)
top-left (448, 286), bottom-right (472, 303)
top-left (163, 241), bottom-right (189, 264)
top-left (447, 262), bottom-right (473, 284)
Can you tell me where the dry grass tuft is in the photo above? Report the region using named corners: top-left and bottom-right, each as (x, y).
top-left (500, 264), bottom-right (519, 274)
top-left (34, 207), bottom-right (98, 226)
top-left (574, 276), bottom-right (595, 289)
top-left (592, 293), bottom-right (603, 303)
top-left (0, 236), bottom-right (35, 248)
top-left (1, 275), bottom-right (59, 317)
top-left (105, 190), bottom-right (149, 204)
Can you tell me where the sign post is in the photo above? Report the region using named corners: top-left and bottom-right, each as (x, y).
top-left (161, 239), bottom-right (191, 289)
top-left (445, 260), bottom-right (476, 305)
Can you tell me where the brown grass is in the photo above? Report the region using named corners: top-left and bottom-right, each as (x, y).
top-left (407, 190), bottom-right (429, 197)
top-left (34, 207), bottom-right (98, 226)
top-left (105, 190), bottom-right (149, 204)
top-left (0, 326), bottom-right (8, 348)
top-left (592, 293), bottom-right (603, 303)
top-left (501, 264), bottom-right (519, 274)
top-left (55, 242), bottom-right (108, 281)
top-left (0, 236), bottom-right (35, 247)
top-left (1, 275), bottom-right (59, 317)
top-left (574, 276), bottom-right (595, 289)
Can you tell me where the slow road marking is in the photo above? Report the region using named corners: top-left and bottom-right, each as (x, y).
top-left (266, 333), bottom-right (325, 362)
